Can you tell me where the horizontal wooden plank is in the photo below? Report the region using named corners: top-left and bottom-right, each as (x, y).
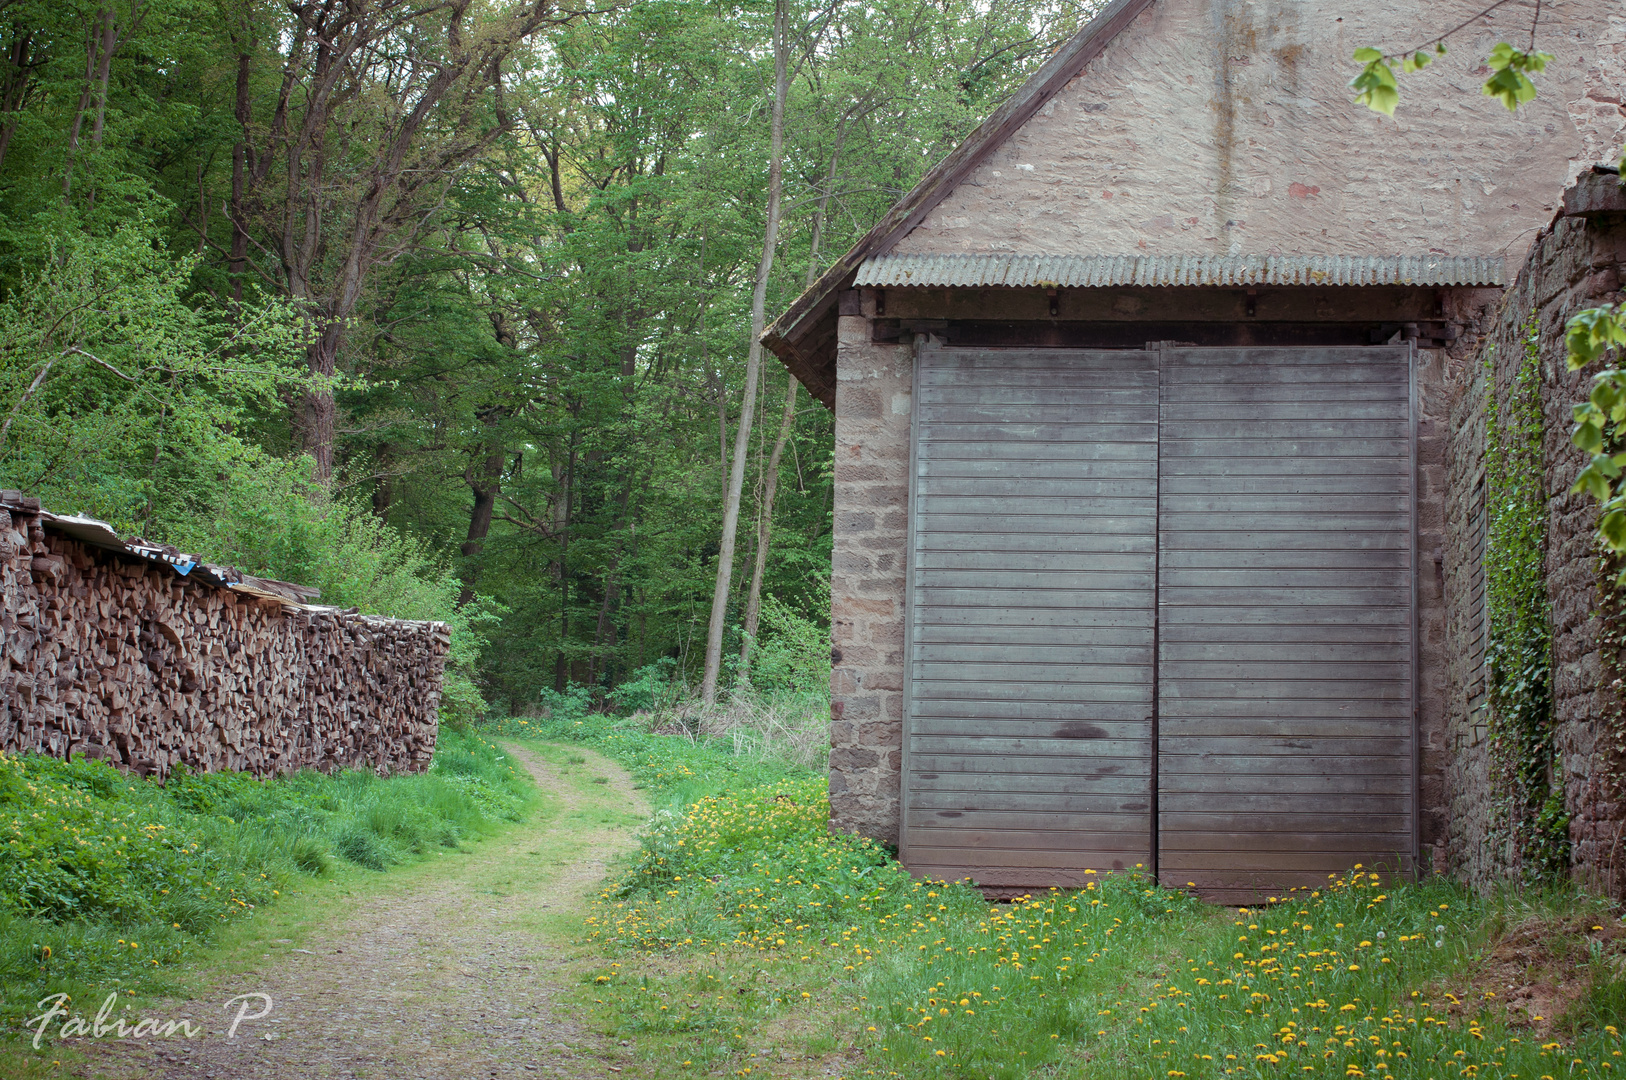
top-left (905, 847), bottom-right (1151, 871)
top-left (920, 422), bottom-right (1156, 443)
top-left (1160, 568), bottom-right (1410, 589)
top-left (1161, 475), bottom-right (1410, 497)
top-left (921, 382), bottom-right (1156, 401)
top-left (912, 682), bottom-right (1151, 705)
top-left (1159, 513), bottom-right (1410, 533)
top-left (1157, 718), bottom-right (1410, 739)
top-left (1160, 494), bottom-right (1410, 514)
top-left (1156, 851), bottom-right (1413, 872)
top-left (1158, 792), bottom-right (1406, 814)
top-left (915, 606), bottom-right (1155, 628)
top-left (1162, 400), bottom-right (1406, 421)
top-left (921, 440), bottom-right (1156, 461)
top-left (915, 569), bottom-right (1154, 590)
top-left (1160, 641), bottom-right (1410, 662)
top-left (1160, 813), bottom-right (1409, 834)
top-left (913, 643), bottom-right (1154, 665)
top-left (1160, 439), bottom-right (1407, 459)
top-left (1160, 548), bottom-right (1411, 569)
top-left (1159, 530), bottom-right (1409, 550)
top-left (1161, 381), bottom-right (1409, 403)
top-left (1159, 455), bottom-right (1409, 477)
top-left (913, 663), bottom-right (1153, 686)
top-left (1153, 772), bottom-right (1410, 794)
top-left (1155, 605), bottom-right (1411, 626)
top-left (1156, 699), bottom-right (1412, 720)
top-left (907, 830), bottom-right (1150, 855)
top-left (1159, 622), bottom-right (1414, 643)
top-left (914, 551), bottom-right (1154, 572)
top-left (907, 810), bottom-right (1155, 833)
top-left (920, 458), bottom-right (1159, 480)
top-left (1163, 347), bottom-right (1407, 367)
top-left (916, 587), bottom-right (1155, 608)
top-left (917, 495), bottom-right (1157, 516)
top-left (918, 532), bottom-right (1156, 553)
top-left (1157, 586), bottom-right (1408, 606)
top-left (1160, 831), bottom-right (1411, 854)
top-left (917, 404), bottom-right (1158, 424)
top-left (1162, 420), bottom-right (1409, 440)
top-left (1158, 661), bottom-right (1411, 681)
top-left (918, 477), bottom-right (1155, 498)
top-left (910, 753), bottom-right (1152, 777)
top-left (917, 513), bottom-right (1154, 534)
top-left (1157, 735), bottom-right (1412, 756)
top-left (914, 625), bottom-right (1154, 647)
top-left (909, 735), bottom-right (1152, 757)
top-left (923, 353), bottom-right (1154, 374)
top-left (911, 700), bottom-right (1152, 722)
top-left (912, 791), bottom-right (1151, 814)
top-left (1158, 680), bottom-right (1409, 701)
top-left (1159, 753), bottom-right (1408, 775)
top-left (908, 771), bottom-right (1151, 795)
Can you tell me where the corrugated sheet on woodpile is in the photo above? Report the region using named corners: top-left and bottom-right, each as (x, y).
top-left (0, 490), bottom-right (324, 609)
top-left (853, 253), bottom-right (1506, 288)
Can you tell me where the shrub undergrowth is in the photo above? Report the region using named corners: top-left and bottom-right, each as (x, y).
top-left (532, 706), bottom-right (1626, 1080)
top-left (0, 729), bottom-right (532, 1028)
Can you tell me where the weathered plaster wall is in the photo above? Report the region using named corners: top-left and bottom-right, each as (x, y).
top-left (1444, 202), bottom-right (1626, 895)
top-left (828, 315), bottom-right (912, 844)
top-left (893, 0), bottom-right (1619, 261)
top-left (0, 498), bottom-right (448, 779)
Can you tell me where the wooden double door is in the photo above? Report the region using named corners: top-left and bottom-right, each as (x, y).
top-left (900, 343), bottom-right (1416, 897)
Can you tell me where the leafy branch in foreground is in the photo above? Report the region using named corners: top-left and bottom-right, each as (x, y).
top-left (1567, 304), bottom-right (1626, 567)
top-left (1350, 0), bottom-right (1554, 118)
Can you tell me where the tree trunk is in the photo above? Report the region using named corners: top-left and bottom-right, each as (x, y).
top-left (701, 0), bottom-right (789, 705)
top-left (297, 322), bottom-right (343, 481)
top-left (737, 128), bottom-right (843, 682)
top-left (738, 374), bottom-right (798, 681)
top-left (457, 449), bottom-right (504, 606)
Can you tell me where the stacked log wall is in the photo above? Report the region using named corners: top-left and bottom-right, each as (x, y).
top-left (0, 499), bottom-right (447, 778)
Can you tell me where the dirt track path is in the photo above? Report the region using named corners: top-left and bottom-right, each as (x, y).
top-left (75, 742), bottom-right (647, 1080)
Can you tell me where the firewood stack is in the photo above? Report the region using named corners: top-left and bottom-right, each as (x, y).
top-left (0, 493), bottom-right (449, 778)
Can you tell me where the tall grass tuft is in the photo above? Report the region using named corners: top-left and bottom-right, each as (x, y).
top-left (0, 728), bottom-right (534, 1028)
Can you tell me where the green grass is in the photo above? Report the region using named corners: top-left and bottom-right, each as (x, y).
top-left (517, 710), bottom-right (1626, 1080)
top-left (0, 729), bottom-right (534, 1030)
top-left (486, 711), bottom-right (814, 812)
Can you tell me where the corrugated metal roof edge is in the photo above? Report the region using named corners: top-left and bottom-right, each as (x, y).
top-left (854, 253), bottom-right (1506, 288)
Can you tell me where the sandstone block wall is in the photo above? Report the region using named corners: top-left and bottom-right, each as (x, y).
top-left (828, 312), bottom-right (912, 845)
top-left (0, 496), bottom-right (448, 779)
top-left (1444, 195), bottom-right (1626, 895)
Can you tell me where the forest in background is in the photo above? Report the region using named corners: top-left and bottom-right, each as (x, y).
top-left (0, 0), bottom-right (1095, 719)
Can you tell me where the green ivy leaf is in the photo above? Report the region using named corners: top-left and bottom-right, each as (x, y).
top-left (1402, 51), bottom-right (1432, 73)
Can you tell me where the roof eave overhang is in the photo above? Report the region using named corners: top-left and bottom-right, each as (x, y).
top-left (761, 0), bottom-right (1159, 409)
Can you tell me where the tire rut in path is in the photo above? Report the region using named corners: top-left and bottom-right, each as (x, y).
top-left (77, 742), bottom-right (645, 1080)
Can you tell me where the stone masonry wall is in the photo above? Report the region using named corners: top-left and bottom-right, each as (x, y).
top-left (828, 312), bottom-right (912, 846)
top-left (1418, 345), bottom-right (1452, 866)
top-left (1444, 197), bottom-right (1626, 896)
top-left (0, 497), bottom-right (449, 779)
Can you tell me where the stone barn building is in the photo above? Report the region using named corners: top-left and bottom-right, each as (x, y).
top-left (764, 0), bottom-right (1626, 898)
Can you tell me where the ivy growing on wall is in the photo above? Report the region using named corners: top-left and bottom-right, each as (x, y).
top-left (1484, 316), bottom-right (1569, 881)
